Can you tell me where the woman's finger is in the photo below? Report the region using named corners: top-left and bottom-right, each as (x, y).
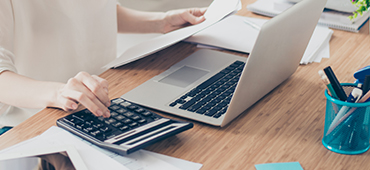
top-left (61, 89), bottom-right (110, 117)
top-left (74, 72), bottom-right (110, 107)
top-left (190, 7), bottom-right (207, 17)
top-left (180, 9), bottom-right (205, 25)
top-left (59, 95), bottom-right (79, 112)
top-left (91, 75), bottom-right (109, 94)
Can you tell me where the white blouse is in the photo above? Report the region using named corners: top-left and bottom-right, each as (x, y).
top-left (0, 0), bottom-right (118, 126)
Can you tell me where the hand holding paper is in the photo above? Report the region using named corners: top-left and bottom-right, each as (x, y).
top-left (104, 0), bottom-right (242, 69)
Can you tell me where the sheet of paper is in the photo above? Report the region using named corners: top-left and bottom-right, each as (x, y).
top-left (255, 162), bottom-right (304, 170)
top-left (185, 15), bottom-right (333, 64)
top-left (144, 150), bottom-right (203, 170)
top-left (313, 40), bottom-right (330, 63)
top-left (104, 0), bottom-right (241, 68)
top-left (0, 126), bottom-right (202, 170)
top-left (300, 25), bottom-right (333, 64)
top-left (184, 15), bottom-right (264, 53)
top-left (196, 44), bottom-right (223, 50)
top-left (114, 150), bottom-right (181, 170)
top-left (116, 33), bottom-right (161, 58)
top-left (0, 145), bottom-right (89, 170)
top-left (0, 126), bottom-right (129, 170)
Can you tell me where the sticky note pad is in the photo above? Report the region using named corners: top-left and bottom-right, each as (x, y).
top-left (255, 162), bottom-right (304, 170)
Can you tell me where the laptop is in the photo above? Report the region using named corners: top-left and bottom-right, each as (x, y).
top-left (121, 0), bottom-right (327, 127)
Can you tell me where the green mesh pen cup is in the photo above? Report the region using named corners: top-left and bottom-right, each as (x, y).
top-left (322, 83), bottom-right (370, 155)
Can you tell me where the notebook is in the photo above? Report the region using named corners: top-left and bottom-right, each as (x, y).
top-left (287, 0), bottom-right (357, 13)
top-left (121, 0), bottom-right (327, 127)
top-left (247, 0), bottom-right (369, 32)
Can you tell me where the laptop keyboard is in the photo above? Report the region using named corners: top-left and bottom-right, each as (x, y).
top-left (57, 98), bottom-right (193, 155)
top-left (169, 60), bottom-right (245, 118)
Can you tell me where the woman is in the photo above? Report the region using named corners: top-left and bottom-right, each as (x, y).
top-left (0, 0), bottom-right (206, 134)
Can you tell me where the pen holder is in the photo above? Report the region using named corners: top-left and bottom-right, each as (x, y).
top-left (322, 83), bottom-right (370, 155)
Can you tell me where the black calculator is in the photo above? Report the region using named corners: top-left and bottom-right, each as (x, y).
top-left (56, 98), bottom-right (193, 155)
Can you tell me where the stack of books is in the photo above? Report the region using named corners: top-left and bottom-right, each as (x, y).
top-left (247, 0), bottom-right (369, 32)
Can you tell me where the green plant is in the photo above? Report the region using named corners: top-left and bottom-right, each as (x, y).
top-left (349, 0), bottom-right (370, 20)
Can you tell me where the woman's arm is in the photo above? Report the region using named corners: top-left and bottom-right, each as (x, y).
top-left (116, 5), bottom-right (207, 34)
top-left (0, 1), bottom-right (110, 118)
top-left (0, 71), bottom-right (111, 117)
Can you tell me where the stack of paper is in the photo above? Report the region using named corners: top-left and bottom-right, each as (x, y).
top-left (184, 15), bottom-right (333, 64)
top-left (246, 0), bottom-right (369, 32)
top-left (0, 126), bottom-right (203, 170)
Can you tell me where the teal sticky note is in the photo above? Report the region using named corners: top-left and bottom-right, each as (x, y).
top-left (255, 162), bottom-right (304, 170)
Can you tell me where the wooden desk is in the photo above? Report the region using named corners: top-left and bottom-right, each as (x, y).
top-left (1, 0), bottom-right (369, 169)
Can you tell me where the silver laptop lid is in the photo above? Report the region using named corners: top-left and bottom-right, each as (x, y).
top-left (222, 0), bottom-right (327, 126)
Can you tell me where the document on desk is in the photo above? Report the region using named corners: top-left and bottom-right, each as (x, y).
top-left (184, 15), bottom-right (333, 64)
top-left (104, 0), bottom-right (242, 69)
top-left (0, 126), bottom-right (202, 170)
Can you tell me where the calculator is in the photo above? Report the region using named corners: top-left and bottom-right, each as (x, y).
top-left (56, 98), bottom-right (193, 155)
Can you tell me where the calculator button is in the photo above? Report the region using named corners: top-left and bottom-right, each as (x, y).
top-left (115, 115), bottom-right (125, 121)
top-left (109, 105), bottom-right (120, 110)
top-left (122, 119), bottom-right (132, 124)
top-left (141, 111), bottom-right (152, 117)
top-left (112, 98), bottom-right (124, 104)
top-left (119, 126), bottom-right (129, 131)
top-left (135, 108), bottom-right (145, 113)
top-left (110, 112), bottom-right (118, 117)
top-left (112, 122), bottom-right (123, 128)
top-left (100, 126), bottom-right (111, 133)
top-left (137, 119), bottom-right (147, 124)
top-left (123, 112), bottom-right (134, 117)
top-left (105, 118), bottom-right (116, 125)
top-left (129, 122), bottom-right (138, 127)
top-left (76, 124), bottom-right (85, 130)
top-left (131, 115), bottom-right (141, 121)
top-left (83, 127), bottom-right (94, 133)
top-left (120, 102), bottom-right (131, 108)
top-left (90, 130), bottom-right (102, 137)
top-left (116, 108), bottom-right (127, 114)
top-left (127, 105), bottom-right (138, 110)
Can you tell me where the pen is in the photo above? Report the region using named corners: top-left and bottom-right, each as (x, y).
top-left (243, 19), bottom-right (261, 30)
top-left (347, 114), bottom-right (362, 149)
top-left (326, 88), bottom-right (370, 135)
top-left (326, 111), bottom-right (360, 146)
top-left (319, 70), bottom-right (339, 113)
top-left (323, 66), bottom-right (348, 101)
top-left (342, 88), bottom-right (363, 149)
top-left (326, 87), bottom-right (362, 136)
top-left (324, 113), bottom-right (353, 144)
top-left (362, 75), bottom-right (370, 94)
top-left (318, 70), bottom-right (338, 99)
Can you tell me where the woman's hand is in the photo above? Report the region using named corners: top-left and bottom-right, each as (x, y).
top-left (54, 72), bottom-right (111, 117)
top-left (116, 6), bottom-right (207, 34)
top-left (163, 8), bottom-right (207, 33)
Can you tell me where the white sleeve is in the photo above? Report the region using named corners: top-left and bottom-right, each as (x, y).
top-left (0, 0), bottom-right (17, 74)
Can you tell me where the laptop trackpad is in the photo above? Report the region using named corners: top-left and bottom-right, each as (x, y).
top-left (159, 66), bottom-right (209, 88)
